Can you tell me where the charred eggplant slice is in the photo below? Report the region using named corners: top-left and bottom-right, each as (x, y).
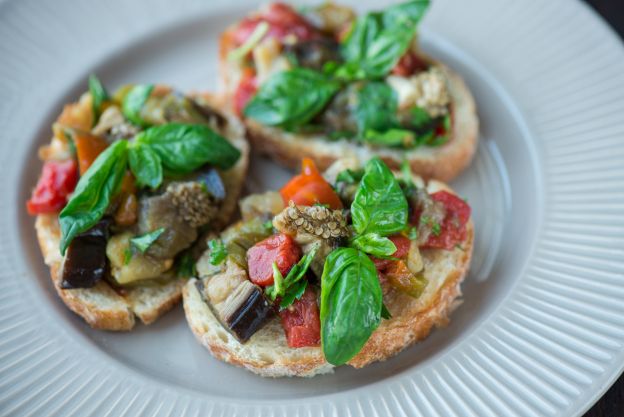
top-left (60, 219), bottom-right (110, 289)
top-left (196, 279), bottom-right (273, 343)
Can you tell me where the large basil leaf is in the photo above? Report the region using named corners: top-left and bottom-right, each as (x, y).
top-left (128, 143), bottom-right (162, 189)
top-left (88, 74), bottom-right (109, 126)
top-left (135, 123), bottom-right (240, 172)
top-left (59, 140), bottom-right (128, 254)
top-left (340, 0), bottom-right (429, 79)
top-left (244, 68), bottom-right (340, 128)
top-left (122, 84), bottom-right (154, 127)
top-left (351, 158), bottom-right (408, 236)
top-left (320, 247), bottom-right (382, 365)
top-left (354, 82), bottom-right (398, 134)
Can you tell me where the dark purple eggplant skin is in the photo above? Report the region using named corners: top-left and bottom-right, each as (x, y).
top-left (60, 219), bottom-right (110, 289)
top-left (195, 280), bottom-right (274, 343)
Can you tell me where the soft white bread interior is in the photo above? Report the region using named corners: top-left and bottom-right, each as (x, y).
top-left (183, 161), bottom-right (473, 376)
top-left (34, 93), bottom-right (249, 331)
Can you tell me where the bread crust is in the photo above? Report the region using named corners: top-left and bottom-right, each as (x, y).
top-left (32, 93), bottom-right (249, 331)
top-left (219, 24), bottom-right (478, 182)
top-left (183, 174), bottom-right (474, 377)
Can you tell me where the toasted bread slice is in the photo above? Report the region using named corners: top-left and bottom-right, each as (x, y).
top-left (218, 7), bottom-right (478, 182)
top-left (33, 94), bottom-right (249, 331)
top-left (183, 172), bottom-right (473, 377)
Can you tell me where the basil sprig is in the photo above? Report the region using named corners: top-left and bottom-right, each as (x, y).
top-left (88, 74), bottom-right (109, 126)
top-left (59, 140), bottom-right (128, 254)
top-left (266, 244), bottom-right (319, 309)
top-left (350, 232), bottom-right (397, 258)
top-left (340, 0), bottom-right (429, 79)
top-left (351, 158), bottom-right (409, 236)
top-left (122, 84), bottom-right (154, 127)
top-left (59, 123), bottom-right (240, 254)
top-left (320, 247), bottom-right (382, 365)
top-left (244, 68), bottom-right (340, 129)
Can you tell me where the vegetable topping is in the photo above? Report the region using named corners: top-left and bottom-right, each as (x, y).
top-left (26, 160), bottom-right (78, 215)
top-left (280, 158), bottom-right (342, 209)
top-left (247, 233), bottom-right (302, 287)
top-left (279, 286), bottom-right (321, 348)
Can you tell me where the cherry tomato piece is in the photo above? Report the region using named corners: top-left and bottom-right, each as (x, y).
top-left (26, 160), bottom-right (78, 215)
top-left (422, 191), bottom-right (471, 250)
top-left (279, 286), bottom-right (321, 348)
top-left (247, 233), bottom-right (302, 286)
top-left (280, 158), bottom-right (342, 209)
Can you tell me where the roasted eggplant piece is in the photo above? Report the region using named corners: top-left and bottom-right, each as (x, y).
top-left (284, 38), bottom-right (342, 71)
top-left (196, 277), bottom-right (273, 343)
top-left (60, 219), bottom-right (110, 289)
top-left (191, 167), bottom-right (226, 200)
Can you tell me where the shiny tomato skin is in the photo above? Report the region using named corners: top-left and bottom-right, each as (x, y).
top-left (26, 160), bottom-right (78, 215)
top-left (279, 286), bottom-right (321, 348)
top-left (371, 234), bottom-right (411, 270)
top-left (422, 191), bottom-right (471, 250)
top-left (280, 158), bottom-right (342, 209)
top-left (234, 69), bottom-right (258, 116)
top-left (247, 233), bottom-right (302, 286)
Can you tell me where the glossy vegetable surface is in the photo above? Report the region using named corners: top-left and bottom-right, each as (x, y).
top-left (26, 160), bottom-right (78, 215)
top-left (280, 158), bottom-right (342, 209)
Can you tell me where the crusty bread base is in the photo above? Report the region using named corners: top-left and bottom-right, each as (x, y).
top-left (183, 179), bottom-right (473, 377)
top-left (33, 93), bottom-right (250, 331)
top-left (243, 63), bottom-right (478, 182)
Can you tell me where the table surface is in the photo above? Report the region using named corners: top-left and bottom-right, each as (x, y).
top-left (580, 2), bottom-right (623, 416)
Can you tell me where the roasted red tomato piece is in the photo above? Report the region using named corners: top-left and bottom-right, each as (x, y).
top-left (247, 233), bottom-right (302, 286)
top-left (279, 286), bottom-right (321, 348)
top-left (280, 158), bottom-right (343, 209)
top-left (234, 68), bottom-right (258, 116)
top-left (232, 2), bottom-right (318, 47)
top-left (422, 191), bottom-right (471, 250)
top-left (371, 234), bottom-right (411, 270)
top-left (391, 52), bottom-right (429, 77)
top-left (26, 160), bottom-right (78, 215)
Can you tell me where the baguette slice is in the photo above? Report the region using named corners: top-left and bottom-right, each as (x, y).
top-left (34, 94), bottom-right (249, 331)
top-left (218, 13), bottom-right (478, 182)
top-left (183, 167), bottom-right (473, 377)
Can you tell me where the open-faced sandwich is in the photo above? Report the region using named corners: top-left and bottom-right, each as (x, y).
top-left (27, 76), bottom-right (249, 330)
top-left (184, 157), bottom-right (473, 376)
top-left (220, 0), bottom-right (478, 181)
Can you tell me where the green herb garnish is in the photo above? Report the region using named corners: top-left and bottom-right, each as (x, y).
top-left (208, 239), bottom-right (228, 266)
top-left (130, 228), bottom-right (166, 253)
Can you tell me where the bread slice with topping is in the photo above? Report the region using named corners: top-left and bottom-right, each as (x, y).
top-left (31, 90), bottom-right (249, 331)
top-left (218, 1), bottom-right (478, 182)
top-left (183, 158), bottom-right (473, 376)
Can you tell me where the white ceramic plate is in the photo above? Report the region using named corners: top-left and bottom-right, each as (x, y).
top-left (2, 0), bottom-right (624, 415)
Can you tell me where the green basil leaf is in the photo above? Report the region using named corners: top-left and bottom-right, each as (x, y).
top-left (135, 123), bottom-right (240, 172)
top-left (279, 279), bottom-right (308, 310)
top-left (362, 128), bottom-right (415, 147)
top-left (351, 233), bottom-right (397, 257)
top-left (351, 158), bottom-right (408, 236)
top-left (266, 244), bottom-right (319, 308)
top-left (59, 140), bottom-right (128, 254)
top-left (208, 239), bottom-right (228, 265)
top-left (128, 143), bottom-right (162, 189)
top-left (88, 74), bottom-right (109, 126)
top-left (320, 247), bottom-right (382, 365)
top-left (340, 1), bottom-right (429, 79)
top-left (408, 107), bottom-right (433, 131)
top-left (244, 68), bottom-right (340, 128)
top-left (355, 82), bottom-right (398, 134)
top-left (130, 228), bottom-right (165, 253)
top-left (122, 84), bottom-right (154, 127)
